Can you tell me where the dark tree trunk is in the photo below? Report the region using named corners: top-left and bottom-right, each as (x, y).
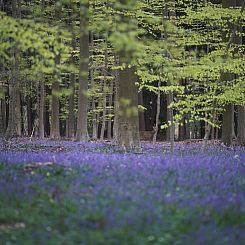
top-left (100, 41), bottom-right (108, 141)
top-left (5, 0), bottom-right (21, 138)
top-left (138, 90), bottom-right (146, 131)
top-left (50, 51), bottom-right (60, 139)
top-left (220, 0), bottom-right (245, 145)
top-left (222, 104), bottom-right (234, 145)
top-left (235, 0), bottom-right (245, 145)
top-left (67, 31), bottom-right (76, 139)
top-left (237, 106), bottom-right (245, 146)
top-left (113, 55), bottom-right (119, 142)
top-left (26, 95), bottom-right (32, 136)
top-left (178, 118), bottom-right (186, 141)
top-left (38, 80), bottom-right (45, 138)
top-left (0, 64), bottom-right (6, 135)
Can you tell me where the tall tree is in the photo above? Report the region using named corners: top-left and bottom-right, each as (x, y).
top-left (114, 0), bottom-right (140, 149)
top-left (236, 0), bottom-right (245, 146)
top-left (221, 0), bottom-right (245, 145)
top-left (76, 0), bottom-right (89, 141)
top-left (5, 0), bottom-right (21, 138)
top-left (50, 2), bottom-right (62, 139)
top-left (67, 5), bottom-right (76, 139)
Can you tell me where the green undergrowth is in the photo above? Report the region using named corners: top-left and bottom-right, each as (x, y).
top-left (0, 163), bottom-right (244, 245)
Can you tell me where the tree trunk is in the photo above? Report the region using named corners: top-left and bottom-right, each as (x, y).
top-left (178, 118), bottom-right (186, 141)
top-left (100, 42), bottom-right (108, 141)
top-left (6, 0), bottom-right (21, 138)
top-left (117, 66), bottom-right (140, 149)
top-left (222, 104), bottom-right (234, 145)
top-left (76, 3), bottom-right (89, 141)
top-left (0, 64), bottom-right (6, 135)
top-left (167, 88), bottom-right (174, 152)
top-left (165, 0), bottom-right (175, 152)
top-left (220, 0), bottom-right (245, 146)
top-left (138, 90), bottom-right (146, 131)
top-left (50, 3), bottom-right (61, 139)
top-left (26, 95), bottom-right (32, 136)
top-left (67, 32), bottom-right (76, 139)
top-left (89, 32), bottom-right (98, 140)
top-left (38, 80), bottom-right (45, 138)
top-left (107, 80), bottom-right (113, 140)
top-left (237, 106), bottom-right (245, 146)
top-left (153, 81), bottom-right (161, 143)
top-left (0, 100), bottom-right (5, 136)
top-left (50, 74), bottom-right (60, 139)
top-left (113, 55), bottom-right (119, 143)
top-left (236, 0), bottom-right (245, 146)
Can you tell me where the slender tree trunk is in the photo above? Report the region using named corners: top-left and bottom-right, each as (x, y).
top-left (91, 70), bottom-right (98, 140)
top-left (113, 54), bottom-right (119, 143)
top-left (67, 32), bottom-right (76, 139)
top-left (235, 0), bottom-right (244, 146)
top-left (0, 100), bottom-right (4, 136)
top-left (0, 64), bottom-right (6, 135)
top-left (50, 54), bottom-right (60, 139)
top-left (138, 90), bottom-right (146, 131)
top-left (89, 32), bottom-right (98, 140)
top-left (153, 81), bottom-right (161, 143)
top-left (167, 88), bottom-right (174, 152)
top-left (38, 80), bottom-right (45, 138)
top-left (76, 3), bottom-right (89, 141)
top-left (107, 79), bottom-right (113, 140)
top-left (100, 41), bottom-right (108, 141)
top-left (36, 0), bottom-right (45, 139)
top-left (165, 0), bottom-right (175, 152)
top-left (100, 81), bottom-right (107, 140)
top-left (26, 95), bottom-right (32, 136)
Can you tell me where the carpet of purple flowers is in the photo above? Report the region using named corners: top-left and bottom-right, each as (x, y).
top-left (0, 138), bottom-right (245, 245)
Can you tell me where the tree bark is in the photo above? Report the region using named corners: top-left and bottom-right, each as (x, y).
top-left (113, 55), bottom-right (119, 143)
top-left (117, 66), bottom-right (140, 149)
top-left (0, 64), bottom-right (6, 135)
top-left (153, 81), bottom-right (161, 143)
top-left (76, 2), bottom-right (89, 141)
top-left (67, 29), bottom-right (76, 139)
top-left (5, 0), bottom-right (21, 138)
top-left (107, 79), bottom-right (113, 140)
top-left (237, 105), bottom-right (245, 146)
top-left (222, 103), bottom-right (234, 145)
top-left (100, 41), bottom-right (108, 141)
top-left (221, 0), bottom-right (244, 145)
top-left (138, 90), bottom-right (146, 131)
top-left (38, 80), bottom-right (45, 138)
top-left (26, 94), bottom-right (32, 136)
top-left (50, 54), bottom-right (60, 139)
top-left (50, 3), bottom-right (62, 139)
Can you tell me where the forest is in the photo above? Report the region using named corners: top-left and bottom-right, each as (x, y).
top-left (0, 0), bottom-right (245, 244)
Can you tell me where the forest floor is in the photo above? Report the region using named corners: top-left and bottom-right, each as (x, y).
top-left (0, 138), bottom-right (245, 245)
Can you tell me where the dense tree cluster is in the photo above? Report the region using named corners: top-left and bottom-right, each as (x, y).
top-left (0, 0), bottom-right (244, 149)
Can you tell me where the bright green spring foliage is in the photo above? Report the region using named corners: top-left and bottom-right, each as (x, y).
top-left (0, 0), bottom-right (244, 130)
